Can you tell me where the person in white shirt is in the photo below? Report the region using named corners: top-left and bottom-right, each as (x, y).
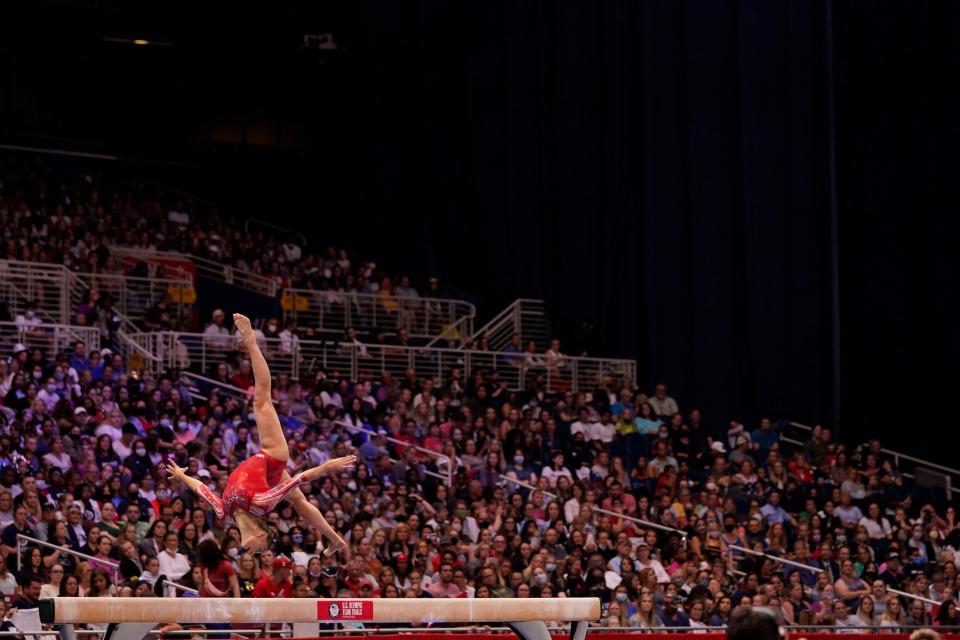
top-left (157, 532), bottom-right (191, 596)
top-left (570, 408), bottom-right (594, 440)
top-left (112, 424), bottom-right (137, 461)
top-left (859, 502), bottom-right (892, 540)
top-left (95, 410), bottom-right (125, 441)
top-left (42, 437), bottom-right (72, 473)
top-left (636, 542), bottom-right (671, 584)
top-left (542, 451), bottom-right (573, 488)
top-left (202, 309), bottom-right (231, 350)
top-left (590, 413), bottom-right (617, 443)
top-left (278, 320), bottom-right (300, 355)
top-left (14, 305), bottom-right (42, 334)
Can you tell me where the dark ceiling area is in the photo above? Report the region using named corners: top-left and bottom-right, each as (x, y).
top-left (0, 0), bottom-right (346, 157)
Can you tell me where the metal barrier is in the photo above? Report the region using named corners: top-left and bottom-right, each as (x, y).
top-left (0, 260), bottom-right (190, 327)
top-left (499, 476), bottom-right (687, 538)
top-left (468, 298), bottom-right (550, 352)
top-left (131, 331), bottom-right (636, 394)
top-left (109, 246), bottom-right (278, 296)
top-left (73, 272), bottom-right (190, 324)
top-left (334, 420), bottom-right (453, 487)
top-left (0, 321), bottom-right (99, 355)
top-left (784, 421), bottom-right (959, 501)
top-left (281, 287), bottom-right (476, 342)
top-left (0, 260), bottom-right (75, 323)
top-left (16, 534), bottom-right (198, 594)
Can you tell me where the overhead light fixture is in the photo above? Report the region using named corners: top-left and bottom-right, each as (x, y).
top-left (102, 36), bottom-right (176, 47)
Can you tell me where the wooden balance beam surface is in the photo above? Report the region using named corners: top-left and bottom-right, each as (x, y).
top-left (40, 597), bottom-right (601, 625)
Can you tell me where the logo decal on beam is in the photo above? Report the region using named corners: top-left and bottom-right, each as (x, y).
top-left (317, 600), bottom-right (374, 620)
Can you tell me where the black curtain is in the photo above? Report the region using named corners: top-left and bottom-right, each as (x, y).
top-left (348, 0), bottom-right (836, 436)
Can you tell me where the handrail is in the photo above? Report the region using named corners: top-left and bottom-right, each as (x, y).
top-left (727, 544), bottom-right (824, 573)
top-left (334, 420), bottom-right (453, 487)
top-left (727, 543), bottom-right (942, 607)
top-left (788, 420), bottom-right (959, 499)
top-left (498, 475), bottom-right (687, 537)
top-left (245, 217), bottom-right (307, 246)
top-left (180, 371), bottom-right (260, 400)
top-left (15, 534), bottom-right (198, 594)
top-left (887, 588), bottom-right (941, 607)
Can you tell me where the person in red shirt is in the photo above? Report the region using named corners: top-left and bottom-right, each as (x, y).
top-left (253, 556), bottom-right (293, 598)
top-left (166, 313), bottom-right (355, 556)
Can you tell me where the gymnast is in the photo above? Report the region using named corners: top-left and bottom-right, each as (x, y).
top-left (167, 313), bottom-right (355, 556)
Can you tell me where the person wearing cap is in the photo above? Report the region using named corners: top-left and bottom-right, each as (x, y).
top-left (253, 556), bottom-right (293, 597)
top-left (167, 313), bottom-right (356, 556)
top-left (879, 551), bottom-right (903, 588)
top-left (202, 309), bottom-right (231, 351)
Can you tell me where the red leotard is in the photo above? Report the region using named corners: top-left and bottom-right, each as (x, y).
top-left (196, 451), bottom-right (307, 520)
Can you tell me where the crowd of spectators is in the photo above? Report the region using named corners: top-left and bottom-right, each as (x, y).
top-left (0, 154), bottom-right (452, 334)
top-left (0, 324), bottom-right (957, 634)
top-left (1, 154), bottom-right (959, 635)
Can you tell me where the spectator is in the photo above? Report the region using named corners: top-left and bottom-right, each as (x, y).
top-left (254, 556), bottom-right (293, 597)
top-left (648, 384), bottom-right (679, 418)
top-left (203, 309), bottom-right (231, 351)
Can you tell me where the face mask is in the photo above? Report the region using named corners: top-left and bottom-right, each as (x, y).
top-left (452, 523), bottom-right (462, 533)
top-left (227, 547), bottom-right (239, 558)
top-left (268, 325), bottom-right (278, 332)
top-left (535, 573), bottom-right (548, 585)
top-left (55, 371), bottom-right (65, 381)
top-left (47, 384), bottom-right (57, 393)
top-left (26, 311), bottom-right (35, 319)
top-left (135, 448), bottom-right (146, 457)
top-left (160, 418), bottom-right (172, 427)
top-left (659, 432), bottom-right (668, 439)
top-left (455, 509), bottom-right (468, 519)
top-left (724, 523), bottom-right (735, 533)
top-left (616, 593), bottom-right (628, 602)
top-left (33, 371), bottom-right (43, 380)
top-left (514, 455), bottom-right (524, 465)
top-left (530, 536), bottom-right (540, 547)
top-left (347, 481), bottom-right (357, 492)
top-left (177, 421), bottom-right (188, 430)
top-left (334, 509), bottom-right (344, 519)
top-left (309, 570), bottom-right (322, 577)
top-left (292, 534), bottom-right (304, 544)
top-left (213, 411), bottom-right (224, 420)
top-left (546, 563), bottom-right (557, 572)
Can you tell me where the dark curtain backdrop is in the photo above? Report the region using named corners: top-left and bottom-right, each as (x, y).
top-left (348, 0), bottom-right (836, 436)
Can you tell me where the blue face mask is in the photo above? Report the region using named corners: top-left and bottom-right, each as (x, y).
top-left (616, 593), bottom-right (629, 602)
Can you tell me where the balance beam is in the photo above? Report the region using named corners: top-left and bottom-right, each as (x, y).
top-left (40, 597), bottom-right (600, 640)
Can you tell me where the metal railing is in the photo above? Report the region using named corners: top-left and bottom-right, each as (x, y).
top-left (499, 476), bottom-right (687, 538)
top-left (727, 543), bottom-right (941, 606)
top-left (16, 534), bottom-right (198, 594)
top-left (0, 321), bottom-right (100, 355)
top-left (0, 260), bottom-right (75, 324)
top-left (469, 298), bottom-right (550, 352)
top-left (109, 246), bottom-right (278, 296)
top-left (281, 287), bottom-right (476, 342)
top-left (131, 331), bottom-right (636, 394)
top-left (73, 272), bottom-right (190, 324)
top-left (784, 421), bottom-right (960, 500)
top-left (334, 420), bottom-right (453, 487)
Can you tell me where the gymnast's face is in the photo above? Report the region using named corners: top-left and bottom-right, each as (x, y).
top-left (237, 514), bottom-right (269, 551)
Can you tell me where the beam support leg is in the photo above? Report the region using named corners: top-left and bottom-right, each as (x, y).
top-left (508, 621), bottom-right (552, 640)
top-left (103, 622), bottom-right (158, 640)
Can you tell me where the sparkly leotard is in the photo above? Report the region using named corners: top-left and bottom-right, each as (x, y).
top-left (196, 451), bottom-right (307, 519)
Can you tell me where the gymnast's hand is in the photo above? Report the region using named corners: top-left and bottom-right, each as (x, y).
top-left (323, 455), bottom-right (358, 475)
top-left (166, 460), bottom-right (188, 482)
